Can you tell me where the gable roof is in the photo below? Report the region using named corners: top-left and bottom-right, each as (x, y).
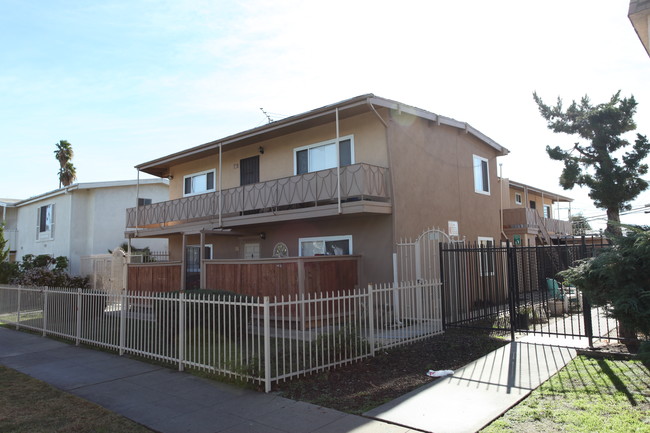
top-left (136, 94), bottom-right (509, 178)
top-left (7, 179), bottom-right (168, 207)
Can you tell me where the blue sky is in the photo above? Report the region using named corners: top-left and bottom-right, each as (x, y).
top-left (1, 0), bottom-right (649, 229)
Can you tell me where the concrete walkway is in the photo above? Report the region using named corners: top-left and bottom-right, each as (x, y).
top-left (0, 326), bottom-right (587, 433)
top-left (0, 327), bottom-right (413, 433)
top-left (364, 335), bottom-right (586, 433)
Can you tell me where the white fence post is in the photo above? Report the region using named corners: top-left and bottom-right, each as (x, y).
top-left (42, 289), bottom-right (48, 337)
top-left (367, 284), bottom-right (375, 357)
top-left (16, 286), bottom-right (21, 330)
top-left (178, 292), bottom-right (185, 372)
top-left (119, 289), bottom-right (127, 356)
top-left (263, 296), bottom-right (271, 393)
top-left (76, 288), bottom-right (82, 346)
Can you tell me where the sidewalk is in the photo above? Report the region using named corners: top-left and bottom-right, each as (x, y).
top-left (0, 327), bottom-right (413, 433)
top-left (0, 326), bottom-right (586, 433)
top-left (364, 335), bottom-right (586, 433)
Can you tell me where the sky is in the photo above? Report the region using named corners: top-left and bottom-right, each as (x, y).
top-left (1, 0), bottom-right (649, 231)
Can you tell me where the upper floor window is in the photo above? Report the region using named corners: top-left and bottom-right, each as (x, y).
top-left (138, 198), bottom-right (152, 206)
top-left (299, 235), bottom-right (352, 256)
top-left (473, 155), bottom-right (490, 195)
top-left (514, 193), bottom-right (522, 205)
top-left (294, 136), bottom-right (354, 175)
top-left (37, 204), bottom-right (54, 240)
top-left (183, 170), bottom-right (215, 197)
top-left (543, 204), bottom-right (551, 219)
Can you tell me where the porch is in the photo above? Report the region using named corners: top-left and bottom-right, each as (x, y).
top-left (503, 208), bottom-right (572, 244)
top-left (126, 163), bottom-right (391, 230)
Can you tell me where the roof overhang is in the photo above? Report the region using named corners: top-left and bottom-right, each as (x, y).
top-left (629, 0), bottom-right (650, 57)
top-left (507, 179), bottom-right (573, 203)
top-left (136, 94), bottom-right (510, 178)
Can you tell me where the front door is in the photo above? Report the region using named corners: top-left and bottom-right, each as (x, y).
top-left (185, 245), bottom-right (212, 290)
top-left (240, 156), bottom-right (260, 185)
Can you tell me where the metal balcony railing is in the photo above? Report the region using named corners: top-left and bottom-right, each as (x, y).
top-left (126, 163), bottom-right (390, 228)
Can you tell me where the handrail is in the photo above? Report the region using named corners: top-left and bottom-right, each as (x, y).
top-left (126, 163), bottom-right (390, 228)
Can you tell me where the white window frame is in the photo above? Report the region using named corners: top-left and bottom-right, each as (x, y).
top-left (543, 204), bottom-right (551, 219)
top-left (478, 236), bottom-right (495, 276)
top-left (473, 155), bottom-right (490, 195)
top-left (36, 204), bottom-right (54, 241)
top-left (183, 169), bottom-right (216, 197)
top-left (299, 235), bottom-right (353, 257)
top-left (293, 135), bottom-right (355, 175)
top-left (514, 193), bottom-right (522, 205)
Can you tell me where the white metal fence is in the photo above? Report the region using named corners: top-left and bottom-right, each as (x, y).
top-left (0, 280), bottom-right (442, 392)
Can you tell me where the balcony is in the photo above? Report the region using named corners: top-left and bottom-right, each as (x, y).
top-left (127, 163), bottom-right (391, 229)
top-left (503, 208), bottom-right (573, 240)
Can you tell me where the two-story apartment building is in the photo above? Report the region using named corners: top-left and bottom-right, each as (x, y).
top-left (501, 179), bottom-right (573, 246)
top-left (2, 179), bottom-right (168, 275)
top-left (126, 94), bottom-right (510, 290)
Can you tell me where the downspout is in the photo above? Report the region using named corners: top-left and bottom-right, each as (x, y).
top-left (336, 108), bottom-right (341, 214)
top-left (135, 169), bottom-right (140, 237)
top-left (499, 164), bottom-right (507, 242)
top-left (218, 144), bottom-right (223, 227)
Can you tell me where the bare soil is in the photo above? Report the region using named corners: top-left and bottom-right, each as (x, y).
top-left (274, 327), bottom-right (509, 414)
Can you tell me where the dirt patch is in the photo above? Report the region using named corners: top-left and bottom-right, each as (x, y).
top-left (274, 327), bottom-right (509, 414)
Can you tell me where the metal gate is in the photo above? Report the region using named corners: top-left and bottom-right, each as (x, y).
top-left (396, 227), bottom-right (450, 283)
top-left (440, 238), bottom-right (621, 346)
top-left (394, 228), bottom-right (449, 324)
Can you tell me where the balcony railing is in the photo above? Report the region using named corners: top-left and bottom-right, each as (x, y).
top-left (503, 208), bottom-right (573, 236)
top-left (127, 163), bottom-right (390, 228)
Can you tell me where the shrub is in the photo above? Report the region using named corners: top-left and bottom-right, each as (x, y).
top-left (559, 225), bottom-right (650, 337)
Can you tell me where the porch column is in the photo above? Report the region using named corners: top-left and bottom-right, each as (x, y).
top-left (181, 234), bottom-right (187, 291)
top-left (200, 231), bottom-right (206, 289)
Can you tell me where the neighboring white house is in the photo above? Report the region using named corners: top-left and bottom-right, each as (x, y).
top-left (0, 179), bottom-right (169, 275)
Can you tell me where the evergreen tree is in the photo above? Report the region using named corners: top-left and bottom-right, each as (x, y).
top-left (533, 91), bottom-right (649, 236)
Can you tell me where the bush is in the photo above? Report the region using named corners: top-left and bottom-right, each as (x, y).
top-left (10, 254), bottom-right (88, 289)
top-left (560, 225), bottom-right (650, 337)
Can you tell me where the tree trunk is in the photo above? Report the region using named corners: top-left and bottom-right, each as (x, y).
top-left (605, 207), bottom-right (622, 236)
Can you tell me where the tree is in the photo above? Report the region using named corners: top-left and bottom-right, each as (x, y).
top-left (0, 223), bottom-right (8, 263)
top-left (570, 214), bottom-right (592, 236)
top-left (533, 91), bottom-right (649, 236)
top-left (54, 140), bottom-right (77, 188)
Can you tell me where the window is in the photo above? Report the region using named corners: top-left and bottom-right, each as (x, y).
top-left (37, 204), bottom-right (54, 240)
top-left (294, 136), bottom-right (354, 175)
top-left (186, 245), bottom-right (213, 273)
top-left (478, 236), bottom-right (495, 276)
top-left (514, 193), bottom-right (522, 205)
top-left (183, 170), bottom-right (216, 196)
top-left (473, 155), bottom-right (490, 194)
top-left (543, 204), bottom-right (551, 219)
top-left (529, 200), bottom-right (536, 209)
top-left (299, 235), bottom-right (352, 256)
top-left (138, 198), bottom-right (152, 206)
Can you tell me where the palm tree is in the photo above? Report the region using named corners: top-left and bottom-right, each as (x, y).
top-left (58, 162), bottom-right (77, 187)
top-left (53, 140), bottom-right (76, 188)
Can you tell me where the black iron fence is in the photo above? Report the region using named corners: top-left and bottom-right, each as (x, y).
top-left (440, 236), bottom-right (618, 345)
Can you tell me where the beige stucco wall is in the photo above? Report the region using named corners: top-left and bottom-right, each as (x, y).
top-left (167, 112), bottom-right (389, 200)
top-left (387, 112), bottom-right (503, 244)
top-left (507, 188), bottom-right (555, 214)
top-left (167, 213), bottom-right (394, 287)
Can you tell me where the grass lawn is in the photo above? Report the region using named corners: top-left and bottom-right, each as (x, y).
top-left (0, 365), bottom-right (153, 433)
top-left (482, 356), bottom-right (650, 433)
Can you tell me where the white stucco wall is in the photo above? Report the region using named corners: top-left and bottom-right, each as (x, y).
top-left (13, 181), bottom-right (169, 275)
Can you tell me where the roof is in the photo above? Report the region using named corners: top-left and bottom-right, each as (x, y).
top-left (136, 94), bottom-right (510, 178)
top-left (507, 179), bottom-right (573, 202)
top-left (629, 0), bottom-right (650, 57)
top-left (7, 179), bottom-right (169, 207)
